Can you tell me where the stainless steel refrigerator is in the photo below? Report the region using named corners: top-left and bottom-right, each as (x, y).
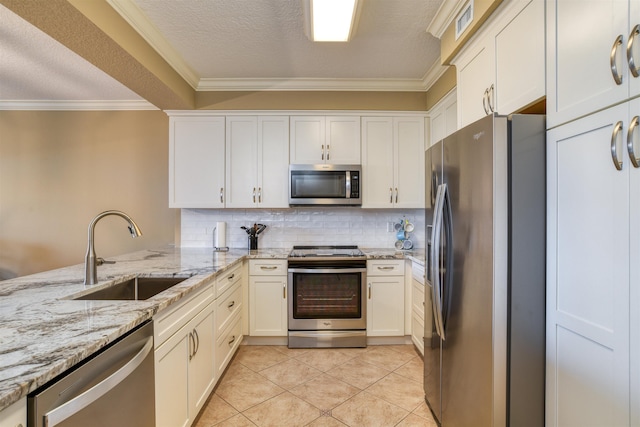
top-left (424, 114), bottom-right (545, 427)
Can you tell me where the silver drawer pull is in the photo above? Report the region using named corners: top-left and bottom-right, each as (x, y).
top-left (228, 335), bottom-right (236, 346)
top-left (611, 34), bottom-right (624, 85)
top-left (611, 120), bottom-right (624, 171)
top-left (628, 24), bottom-right (639, 77)
top-left (228, 273), bottom-right (235, 280)
top-left (260, 265), bottom-right (278, 270)
top-left (227, 300), bottom-right (235, 309)
top-left (377, 266), bottom-right (395, 271)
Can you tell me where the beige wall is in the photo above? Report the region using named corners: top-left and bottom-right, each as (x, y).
top-left (0, 110), bottom-right (175, 278)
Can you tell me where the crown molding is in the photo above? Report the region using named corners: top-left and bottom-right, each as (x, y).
top-left (197, 77), bottom-right (428, 92)
top-left (0, 100), bottom-right (158, 111)
top-left (426, 0), bottom-right (468, 38)
top-left (107, 0), bottom-right (200, 89)
top-left (421, 62), bottom-right (450, 91)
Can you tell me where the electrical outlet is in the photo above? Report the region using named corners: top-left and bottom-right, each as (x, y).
top-left (387, 221), bottom-right (394, 232)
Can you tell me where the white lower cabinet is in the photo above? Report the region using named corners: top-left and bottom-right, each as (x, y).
top-left (410, 262), bottom-right (426, 355)
top-left (546, 101), bottom-right (639, 426)
top-left (0, 398), bottom-right (26, 427)
top-left (155, 301), bottom-right (215, 427)
top-left (366, 260), bottom-right (405, 336)
top-left (249, 260), bottom-right (288, 336)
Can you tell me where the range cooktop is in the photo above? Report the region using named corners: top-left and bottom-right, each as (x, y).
top-left (288, 245), bottom-right (365, 258)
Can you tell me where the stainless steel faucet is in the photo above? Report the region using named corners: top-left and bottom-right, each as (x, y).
top-left (84, 210), bottom-right (142, 285)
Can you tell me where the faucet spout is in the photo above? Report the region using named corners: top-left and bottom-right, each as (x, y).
top-left (84, 210), bottom-right (142, 285)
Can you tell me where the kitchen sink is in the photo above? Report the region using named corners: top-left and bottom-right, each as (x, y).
top-left (73, 276), bottom-right (186, 301)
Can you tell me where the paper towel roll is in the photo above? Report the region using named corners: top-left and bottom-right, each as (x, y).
top-left (214, 222), bottom-right (226, 248)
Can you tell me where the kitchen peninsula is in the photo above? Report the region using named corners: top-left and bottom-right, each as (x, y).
top-left (0, 246), bottom-right (424, 422)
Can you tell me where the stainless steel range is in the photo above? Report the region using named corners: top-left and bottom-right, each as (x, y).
top-left (287, 245), bottom-right (367, 348)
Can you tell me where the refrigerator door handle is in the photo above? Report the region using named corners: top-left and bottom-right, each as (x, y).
top-left (441, 184), bottom-right (454, 334)
top-left (430, 183), bottom-right (446, 340)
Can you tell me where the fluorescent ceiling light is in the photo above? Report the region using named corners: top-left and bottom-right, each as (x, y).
top-left (310, 0), bottom-right (359, 42)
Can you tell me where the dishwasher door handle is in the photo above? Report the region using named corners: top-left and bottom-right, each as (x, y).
top-left (44, 336), bottom-right (153, 426)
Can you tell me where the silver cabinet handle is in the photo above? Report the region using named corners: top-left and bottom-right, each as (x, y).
top-left (611, 120), bottom-right (624, 171)
top-left (188, 331), bottom-right (195, 360)
top-left (628, 116), bottom-right (640, 168)
top-left (228, 273), bottom-right (235, 280)
top-left (283, 282), bottom-right (286, 299)
top-left (368, 283), bottom-right (372, 299)
top-left (628, 24), bottom-right (640, 77)
top-left (395, 187), bottom-right (399, 203)
top-left (228, 300), bottom-right (235, 309)
top-left (228, 335), bottom-right (236, 346)
top-left (220, 187), bottom-right (224, 204)
top-left (482, 88), bottom-right (490, 115)
top-left (193, 328), bottom-right (200, 357)
top-left (44, 336), bottom-right (153, 427)
top-left (253, 187), bottom-right (256, 203)
top-left (258, 187), bottom-right (262, 203)
top-left (321, 144), bottom-right (325, 160)
top-left (326, 144), bottom-right (330, 160)
top-left (611, 34), bottom-right (624, 85)
top-left (389, 187), bottom-right (393, 203)
top-left (488, 84), bottom-right (495, 113)
top-left (377, 266), bottom-right (394, 271)
top-left (260, 265), bottom-right (278, 270)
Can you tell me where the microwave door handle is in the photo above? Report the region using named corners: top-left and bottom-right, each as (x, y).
top-left (346, 171), bottom-right (351, 198)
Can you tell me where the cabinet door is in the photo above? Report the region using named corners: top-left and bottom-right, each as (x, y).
top-left (290, 116), bottom-right (325, 163)
top-left (547, 0), bottom-right (629, 128)
top-left (361, 117), bottom-right (394, 208)
top-left (325, 116), bottom-right (361, 164)
top-left (188, 305), bottom-right (216, 420)
top-left (367, 276), bottom-right (405, 336)
top-left (456, 37), bottom-right (494, 128)
top-left (226, 116), bottom-right (258, 208)
top-left (394, 117), bottom-right (425, 208)
top-left (258, 116), bottom-right (289, 208)
top-left (249, 276), bottom-right (287, 336)
top-left (155, 329), bottom-right (190, 427)
top-left (169, 116), bottom-right (225, 208)
top-left (631, 0), bottom-right (640, 99)
top-left (631, 96), bottom-right (640, 426)
top-left (495, 0), bottom-right (545, 115)
top-left (546, 103), bottom-right (630, 426)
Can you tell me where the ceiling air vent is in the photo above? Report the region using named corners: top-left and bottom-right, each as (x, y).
top-left (455, 1), bottom-right (474, 40)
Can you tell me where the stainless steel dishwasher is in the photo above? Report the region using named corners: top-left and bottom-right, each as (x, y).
top-left (28, 321), bottom-right (155, 427)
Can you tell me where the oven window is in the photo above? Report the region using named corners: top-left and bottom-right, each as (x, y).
top-left (290, 171), bottom-right (347, 199)
top-left (292, 272), bottom-right (361, 318)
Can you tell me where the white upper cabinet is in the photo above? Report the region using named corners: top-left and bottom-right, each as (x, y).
top-left (226, 116), bottom-right (289, 208)
top-left (361, 116), bottom-right (425, 208)
top-left (454, 0), bottom-right (545, 129)
top-left (547, 0), bottom-right (640, 128)
top-left (429, 89), bottom-right (457, 147)
top-left (290, 116), bottom-right (360, 164)
top-left (169, 116), bottom-right (225, 208)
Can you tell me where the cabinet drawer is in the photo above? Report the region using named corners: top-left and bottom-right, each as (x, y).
top-left (216, 313), bottom-right (242, 375)
top-left (249, 259), bottom-right (287, 275)
top-left (216, 282), bottom-right (242, 335)
top-left (412, 280), bottom-right (425, 321)
top-left (367, 260), bottom-right (405, 276)
top-left (216, 262), bottom-right (242, 297)
top-left (412, 262), bottom-right (425, 284)
top-left (154, 280), bottom-right (215, 348)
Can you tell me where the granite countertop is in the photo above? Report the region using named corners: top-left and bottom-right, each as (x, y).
top-left (0, 246), bottom-right (424, 411)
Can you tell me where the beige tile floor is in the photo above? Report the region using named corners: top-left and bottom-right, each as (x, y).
top-left (195, 344), bottom-right (438, 427)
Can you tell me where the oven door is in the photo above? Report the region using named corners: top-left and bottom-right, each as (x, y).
top-left (287, 266), bottom-right (367, 331)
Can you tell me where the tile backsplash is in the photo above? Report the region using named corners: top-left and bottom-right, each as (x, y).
top-left (180, 208), bottom-right (425, 250)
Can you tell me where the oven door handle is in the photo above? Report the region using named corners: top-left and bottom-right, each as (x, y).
top-left (287, 267), bottom-right (367, 274)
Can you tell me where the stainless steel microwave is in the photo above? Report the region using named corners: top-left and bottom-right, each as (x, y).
top-left (289, 164), bottom-right (361, 206)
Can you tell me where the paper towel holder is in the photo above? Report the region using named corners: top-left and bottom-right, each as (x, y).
top-left (213, 223), bottom-right (229, 252)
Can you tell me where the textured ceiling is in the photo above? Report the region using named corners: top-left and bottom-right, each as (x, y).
top-left (0, 0), bottom-right (445, 106)
top-left (125, 0), bottom-right (444, 89)
top-left (0, 4), bottom-right (148, 107)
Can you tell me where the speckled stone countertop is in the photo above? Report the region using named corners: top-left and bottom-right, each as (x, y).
top-left (0, 246), bottom-right (424, 411)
